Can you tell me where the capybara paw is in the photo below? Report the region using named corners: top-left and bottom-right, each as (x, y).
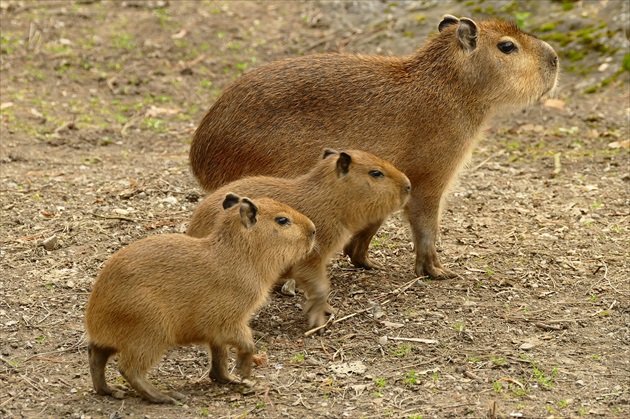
top-left (241, 378), bottom-right (256, 387)
top-left (164, 390), bottom-right (187, 402)
top-left (210, 370), bottom-right (240, 384)
top-left (416, 263), bottom-right (458, 280)
top-left (349, 254), bottom-right (380, 270)
top-left (95, 383), bottom-right (126, 396)
top-left (307, 309), bottom-right (327, 330)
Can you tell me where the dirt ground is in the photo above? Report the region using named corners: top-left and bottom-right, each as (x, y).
top-left (1, 1), bottom-right (629, 418)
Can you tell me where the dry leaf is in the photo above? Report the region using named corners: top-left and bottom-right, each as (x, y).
top-left (608, 140), bottom-right (630, 149)
top-left (171, 29), bottom-right (187, 39)
top-left (544, 98), bottom-right (565, 110)
top-left (145, 105), bottom-right (182, 117)
top-left (252, 353), bottom-right (268, 367)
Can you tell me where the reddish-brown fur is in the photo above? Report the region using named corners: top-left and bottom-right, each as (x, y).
top-left (85, 195), bottom-right (315, 404)
top-left (189, 15), bottom-right (559, 279)
top-left (187, 149), bottom-right (410, 328)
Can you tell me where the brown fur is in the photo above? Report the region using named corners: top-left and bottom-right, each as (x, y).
top-left (187, 149), bottom-right (410, 328)
top-left (189, 16), bottom-right (559, 279)
top-left (85, 195), bottom-right (315, 404)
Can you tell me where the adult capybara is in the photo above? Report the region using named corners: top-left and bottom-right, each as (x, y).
top-left (188, 149), bottom-right (410, 328)
top-left (189, 15), bottom-right (559, 279)
top-left (85, 194), bottom-right (315, 404)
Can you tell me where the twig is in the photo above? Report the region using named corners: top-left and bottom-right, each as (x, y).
top-left (24, 333), bottom-right (87, 362)
top-left (0, 396), bottom-right (16, 408)
top-left (53, 120), bottom-right (76, 133)
top-left (304, 277), bottom-right (421, 336)
top-left (552, 152), bottom-right (562, 176)
top-left (320, 340), bottom-right (331, 357)
top-left (30, 357), bottom-right (77, 364)
top-left (498, 377), bottom-right (524, 389)
top-left (262, 386), bottom-right (276, 413)
top-left (589, 260), bottom-right (621, 295)
top-left (463, 370), bottom-right (481, 381)
top-left (472, 149), bottom-right (506, 171)
top-left (120, 112), bottom-right (141, 136)
top-left (0, 356), bottom-right (19, 371)
top-left (534, 322), bottom-right (566, 331)
top-left (19, 374), bottom-right (44, 393)
top-left (92, 212), bottom-right (139, 223)
top-left (388, 337), bottom-right (439, 345)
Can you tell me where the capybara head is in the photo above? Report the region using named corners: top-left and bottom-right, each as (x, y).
top-left (220, 193), bottom-right (317, 267)
top-left (432, 15), bottom-right (559, 107)
top-left (319, 148), bottom-right (411, 230)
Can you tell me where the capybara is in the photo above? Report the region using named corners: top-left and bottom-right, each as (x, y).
top-left (189, 15), bottom-right (559, 279)
top-left (85, 194), bottom-right (315, 404)
top-left (188, 149), bottom-right (410, 328)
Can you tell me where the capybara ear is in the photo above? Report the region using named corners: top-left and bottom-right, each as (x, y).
top-left (323, 148), bottom-right (339, 159)
top-left (222, 193), bottom-right (241, 210)
top-left (336, 152), bottom-right (352, 177)
top-left (239, 198), bottom-right (258, 228)
top-left (438, 14), bottom-right (459, 32)
top-left (456, 17), bottom-right (478, 53)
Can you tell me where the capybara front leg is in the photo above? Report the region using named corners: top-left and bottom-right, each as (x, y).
top-left (343, 220), bottom-right (383, 269)
top-left (406, 194), bottom-right (458, 280)
top-left (293, 261), bottom-right (332, 329)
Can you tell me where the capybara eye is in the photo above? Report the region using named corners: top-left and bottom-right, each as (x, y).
top-left (275, 216), bottom-right (291, 226)
top-left (369, 170), bottom-right (384, 178)
top-left (497, 41), bottom-right (516, 54)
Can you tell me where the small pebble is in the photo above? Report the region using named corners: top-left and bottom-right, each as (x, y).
top-left (40, 235), bottom-right (58, 251)
top-left (111, 390), bottom-right (125, 399)
top-left (378, 336), bottom-right (388, 345)
top-left (371, 304), bottom-right (385, 319)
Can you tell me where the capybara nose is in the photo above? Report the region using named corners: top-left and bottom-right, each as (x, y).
top-left (545, 44), bottom-right (559, 69)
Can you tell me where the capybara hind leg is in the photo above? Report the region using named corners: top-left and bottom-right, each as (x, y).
top-left (343, 220), bottom-right (383, 269)
top-left (117, 351), bottom-right (177, 404)
top-left (407, 197), bottom-right (458, 280)
top-left (118, 368), bottom-right (178, 404)
top-left (209, 344), bottom-right (239, 383)
top-left (88, 343), bottom-right (118, 395)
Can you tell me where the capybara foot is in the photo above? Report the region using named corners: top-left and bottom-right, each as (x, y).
top-left (164, 390), bottom-right (187, 402)
top-left (303, 298), bottom-right (329, 329)
top-left (210, 369), bottom-right (240, 384)
top-left (344, 243), bottom-right (380, 269)
top-left (416, 261), bottom-right (459, 280)
top-left (349, 254), bottom-right (380, 270)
